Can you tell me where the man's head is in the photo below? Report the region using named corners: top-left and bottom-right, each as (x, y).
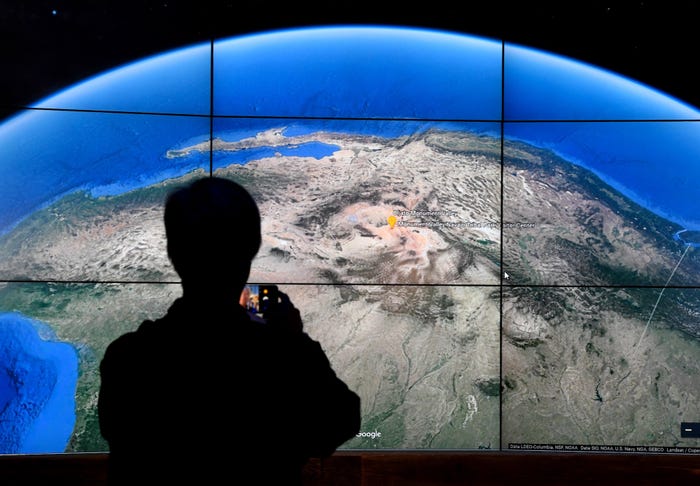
top-left (164, 177), bottom-right (261, 291)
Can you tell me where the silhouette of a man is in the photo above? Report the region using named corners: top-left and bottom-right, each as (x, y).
top-left (98, 176), bottom-right (361, 485)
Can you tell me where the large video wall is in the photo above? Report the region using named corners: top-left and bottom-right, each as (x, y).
top-left (1, 25), bottom-right (699, 454)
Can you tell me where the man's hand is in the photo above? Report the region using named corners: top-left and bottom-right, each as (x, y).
top-left (264, 290), bottom-right (303, 333)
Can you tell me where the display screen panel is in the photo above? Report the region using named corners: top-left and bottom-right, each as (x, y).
top-left (212, 27), bottom-right (502, 120)
top-left (284, 283), bottom-right (500, 450)
top-left (502, 122), bottom-right (700, 287)
top-left (503, 43), bottom-right (700, 121)
top-left (0, 282), bottom-right (180, 453)
top-left (29, 42), bottom-right (211, 115)
top-left (211, 118), bottom-right (502, 286)
top-left (1, 20), bottom-right (699, 456)
top-left (502, 286), bottom-right (700, 452)
top-left (0, 110), bottom-right (211, 282)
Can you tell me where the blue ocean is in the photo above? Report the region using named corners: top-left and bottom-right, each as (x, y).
top-left (0, 313), bottom-right (78, 453)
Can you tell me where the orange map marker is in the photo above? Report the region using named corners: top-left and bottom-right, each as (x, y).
top-left (388, 215), bottom-right (397, 229)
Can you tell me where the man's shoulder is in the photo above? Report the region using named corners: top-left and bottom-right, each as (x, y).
top-left (101, 320), bottom-right (156, 362)
top-left (105, 298), bottom-right (191, 350)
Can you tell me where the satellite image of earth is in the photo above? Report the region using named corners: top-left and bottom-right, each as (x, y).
top-left (0, 26), bottom-right (699, 454)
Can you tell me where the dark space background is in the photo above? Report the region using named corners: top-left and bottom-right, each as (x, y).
top-left (1, 1), bottom-right (699, 120)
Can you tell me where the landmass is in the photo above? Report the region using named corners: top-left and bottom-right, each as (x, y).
top-left (0, 127), bottom-right (698, 451)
